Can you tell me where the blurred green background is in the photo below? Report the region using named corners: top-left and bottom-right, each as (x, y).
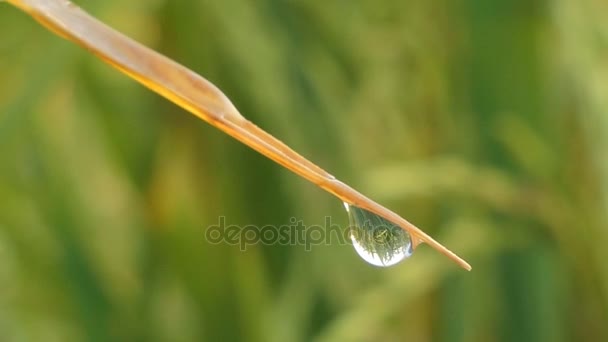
top-left (1, 0), bottom-right (608, 341)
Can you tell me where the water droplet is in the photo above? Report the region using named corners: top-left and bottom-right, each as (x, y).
top-left (344, 202), bottom-right (414, 267)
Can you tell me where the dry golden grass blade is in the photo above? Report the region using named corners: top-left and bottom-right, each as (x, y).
top-left (6, 0), bottom-right (471, 270)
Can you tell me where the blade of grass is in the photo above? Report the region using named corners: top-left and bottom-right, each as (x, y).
top-left (5, 0), bottom-right (471, 270)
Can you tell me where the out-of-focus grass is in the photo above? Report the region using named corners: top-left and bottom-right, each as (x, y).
top-left (1, 0), bottom-right (607, 341)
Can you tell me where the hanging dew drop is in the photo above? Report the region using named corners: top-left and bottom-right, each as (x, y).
top-left (344, 202), bottom-right (414, 267)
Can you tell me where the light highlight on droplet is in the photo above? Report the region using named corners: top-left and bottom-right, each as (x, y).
top-left (344, 202), bottom-right (414, 267)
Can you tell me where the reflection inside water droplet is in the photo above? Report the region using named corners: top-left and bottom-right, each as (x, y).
top-left (344, 202), bottom-right (414, 267)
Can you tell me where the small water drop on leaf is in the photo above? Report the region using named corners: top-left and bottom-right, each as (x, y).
top-left (344, 202), bottom-right (414, 267)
